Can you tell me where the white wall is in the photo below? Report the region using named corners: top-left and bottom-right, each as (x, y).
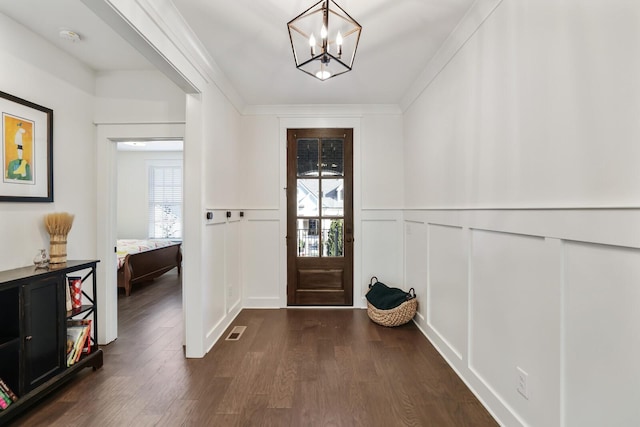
top-left (403, 0), bottom-right (640, 426)
top-left (116, 150), bottom-right (183, 239)
top-left (0, 13), bottom-right (97, 271)
top-left (95, 70), bottom-right (186, 124)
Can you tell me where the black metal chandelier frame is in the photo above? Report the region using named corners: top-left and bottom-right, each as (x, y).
top-left (287, 0), bottom-right (362, 81)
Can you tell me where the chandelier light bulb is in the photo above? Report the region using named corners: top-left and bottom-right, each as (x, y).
top-left (336, 31), bottom-right (343, 56)
top-left (309, 34), bottom-right (316, 56)
top-left (321, 24), bottom-right (327, 39)
top-left (315, 70), bottom-right (332, 80)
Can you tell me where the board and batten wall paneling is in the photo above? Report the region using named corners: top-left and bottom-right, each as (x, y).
top-left (360, 211), bottom-right (404, 305)
top-left (469, 230), bottom-right (561, 427)
top-left (405, 208), bottom-right (640, 426)
top-left (225, 217), bottom-right (242, 313)
top-left (403, 221), bottom-right (427, 322)
top-left (203, 214), bottom-right (230, 351)
top-left (402, 0), bottom-right (640, 423)
top-left (426, 224), bottom-right (467, 361)
top-left (242, 212), bottom-right (281, 307)
top-left (563, 242), bottom-right (640, 427)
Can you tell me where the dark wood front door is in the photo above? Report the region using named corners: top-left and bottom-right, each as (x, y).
top-left (287, 128), bottom-right (353, 306)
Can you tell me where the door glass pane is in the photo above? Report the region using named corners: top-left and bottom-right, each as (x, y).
top-left (297, 139), bottom-right (319, 176)
top-left (297, 218), bottom-right (319, 257)
top-left (297, 179), bottom-right (319, 216)
top-left (321, 178), bottom-right (344, 216)
top-left (321, 139), bottom-right (343, 176)
top-left (322, 218), bottom-right (344, 257)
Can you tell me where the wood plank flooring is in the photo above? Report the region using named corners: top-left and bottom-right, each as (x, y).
top-left (11, 271), bottom-right (497, 426)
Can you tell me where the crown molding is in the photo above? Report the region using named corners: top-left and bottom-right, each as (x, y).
top-left (243, 104), bottom-right (402, 117)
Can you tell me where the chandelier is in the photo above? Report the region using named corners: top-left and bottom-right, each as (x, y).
top-left (287, 0), bottom-right (362, 81)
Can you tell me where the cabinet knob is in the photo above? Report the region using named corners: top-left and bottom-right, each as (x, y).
top-left (25, 335), bottom-right (33, 341)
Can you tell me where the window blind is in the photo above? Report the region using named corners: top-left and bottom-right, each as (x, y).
top-left (148, 165), bottom-right (182, 239)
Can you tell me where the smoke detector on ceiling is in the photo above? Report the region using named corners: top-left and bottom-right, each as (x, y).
top-left (59, 29), bottom-right (81, 42)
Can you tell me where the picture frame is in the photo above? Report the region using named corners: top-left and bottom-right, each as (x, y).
top-left (0, 90), bottom-right (53, 202)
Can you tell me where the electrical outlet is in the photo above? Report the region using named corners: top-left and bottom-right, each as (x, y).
top-left (516, 367), bottom-right (529, 400)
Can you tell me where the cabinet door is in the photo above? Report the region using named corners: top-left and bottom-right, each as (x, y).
top-left (22, 276), bottom-right (65, 392)
top-left (0, 285), bottom-right (20, 393)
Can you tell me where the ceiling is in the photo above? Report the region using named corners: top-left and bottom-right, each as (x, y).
top-left (0, 0), bottom-right (475, 106)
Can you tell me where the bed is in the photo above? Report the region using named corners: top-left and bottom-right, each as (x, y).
top-left (117, 239), bottom-right (182, 296)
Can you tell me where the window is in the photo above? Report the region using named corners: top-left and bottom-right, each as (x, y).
top-left (148, 165), bottom-right (182, 239)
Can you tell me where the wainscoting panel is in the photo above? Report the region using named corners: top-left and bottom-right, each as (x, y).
top-left (402, 209), bottom-right (640, 426)
top-left (563, 241), bottom-right (640, 427)
top-left (361, 215), bottom-right (404, 302)
top-left (204, 221), bottom-right (228, 348)
top-left (225, 219), bottom-right (241, 313)
top-left (427, 224), bottom-right (467, 361)
top-left (242, 217), bottom-right (281, 307)
top-left (469, 229), bottom-right (561, 427)
top-left (404, 220), bottom-right (428, 321)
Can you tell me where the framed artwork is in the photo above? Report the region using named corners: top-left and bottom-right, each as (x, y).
top-left (0, 91), bottom-right (53, 202)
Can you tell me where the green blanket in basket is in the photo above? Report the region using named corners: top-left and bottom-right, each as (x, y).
top-left (366, 281), bottom-right (413, 310)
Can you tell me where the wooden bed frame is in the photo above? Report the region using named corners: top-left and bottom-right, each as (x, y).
top-left (117, 242), bottom-right (182, 296)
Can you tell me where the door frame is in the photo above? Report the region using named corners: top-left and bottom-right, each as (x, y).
top-left (278, 117), bottom-right (363, 308)
top-left (96, 122), bottom-right (185, 345)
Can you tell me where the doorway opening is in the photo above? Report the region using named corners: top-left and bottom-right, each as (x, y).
top-left (115, 138), bottom-right (184, 332)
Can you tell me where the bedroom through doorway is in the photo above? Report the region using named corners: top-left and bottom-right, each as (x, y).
top-left (115, 139), bottom-right (184, 334)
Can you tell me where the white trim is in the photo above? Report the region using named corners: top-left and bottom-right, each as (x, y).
top-left (245, 104), bottom-right (402, 117)
top-left (95, 122), bottom-right (185, 346)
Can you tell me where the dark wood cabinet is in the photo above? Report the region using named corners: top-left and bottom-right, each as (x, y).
top-left (0, 260), bottom-right (103, 424)
top-left (22, 275), bottom-right (65, 392)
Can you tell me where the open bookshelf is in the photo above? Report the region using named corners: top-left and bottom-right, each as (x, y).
top-left (0, 260), bottom-right (103, 424)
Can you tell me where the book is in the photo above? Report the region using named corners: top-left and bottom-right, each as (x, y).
top-left (0, 378), bottom-right (18, 402)
top-left (66, 325), bottom-right (86, 366)
top-left (66, 319), bottom-right (92, 365)
top-left (0, 389), bottom-right (10, 410)
top-left (73, 323), bottom-right (90, 363)
top-left (65, 276), bottom-right (73, 312)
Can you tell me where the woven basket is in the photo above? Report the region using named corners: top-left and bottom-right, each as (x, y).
top-left (366, 277), bottom-right (417, 327)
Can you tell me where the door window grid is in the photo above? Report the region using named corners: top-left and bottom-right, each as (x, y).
top-left (296, 138), bottom-right (344, 258)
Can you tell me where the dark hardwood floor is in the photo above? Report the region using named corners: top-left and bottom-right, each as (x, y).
top-left (11, 271), bottom-right (497, 426)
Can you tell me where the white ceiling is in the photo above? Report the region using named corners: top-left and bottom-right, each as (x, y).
top-left (0, 0), bottom-right (475, 106)
top-left (0, 0), bottom-right (152, 72)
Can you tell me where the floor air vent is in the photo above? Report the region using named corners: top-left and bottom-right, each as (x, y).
top-left (225, 326), bottom-right (246, 341)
